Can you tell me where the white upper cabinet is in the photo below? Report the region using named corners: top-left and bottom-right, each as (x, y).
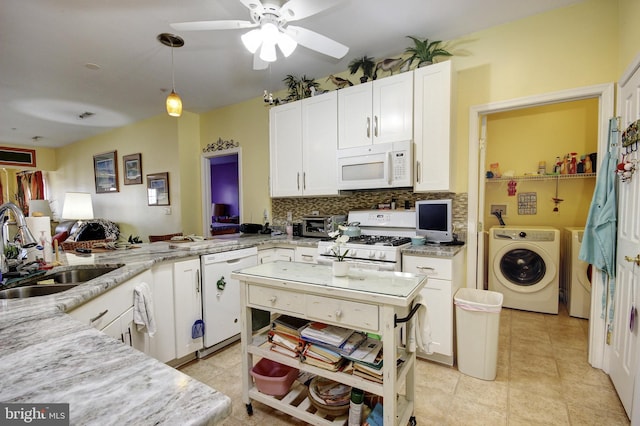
top-left (338, 72), bottom-right (413, 149)
top-left (269, 91), bottom-right (338, 197)
top-left (413, 60), bottom-right (454, 192)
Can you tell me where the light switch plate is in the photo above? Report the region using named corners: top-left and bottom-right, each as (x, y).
top-left (491, 204), bottom-right (507, 216)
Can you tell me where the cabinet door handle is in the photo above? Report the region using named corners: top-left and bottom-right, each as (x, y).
top-left (374, 115), bottom-right (379, 137)
top-left (196, 270), bottom-right (201, 293)
top-left (126, 327), bottom-right (132, 346)
top-left (335, 309), bottom-right (342, 319)
top-left (416, 161), bottom-right (421, 183)
top-left (297, 172), bottom-right (300, 190)
top-left (90, 309), bottom-right (109, 323)
top-left (366, 117), bottom-right (371, 138)
top-left (268, 296), bottom-right (277, 304)
top-left (303, 172), bottom-right (306, 190)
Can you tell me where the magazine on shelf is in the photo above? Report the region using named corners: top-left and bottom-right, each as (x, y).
top-left (342, 337), bottom-right (383, 365)
top-left (272, 315), bottom-right (311, 336)
top-left (268, 331), bottom-right (306, 354)
top-left (260, 340), bottom-right (299, 358)
top-left (302, 354), bottom-right (345, 372)
top-left (300, 322), bottom-right (354, 347)
top-left (302, 331), bottom-right (367, 356)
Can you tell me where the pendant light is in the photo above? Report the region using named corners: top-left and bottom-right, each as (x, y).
top-left (157, 33), bottom-right (184, 117)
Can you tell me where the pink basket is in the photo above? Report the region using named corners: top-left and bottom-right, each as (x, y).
top-left (250, 358), bottom-right (298, 397)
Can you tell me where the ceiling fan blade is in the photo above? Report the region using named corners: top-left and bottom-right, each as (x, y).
top-left (285, 25), bottom-right (348, 59)
top-left (279, 0), bottom-right (342, 22)
top-left (239, 0), bottom-right (264, 15)
top-left (170, 20), bottom-right (256, 31)
top-left (253, 52), bottom-right (269, 70)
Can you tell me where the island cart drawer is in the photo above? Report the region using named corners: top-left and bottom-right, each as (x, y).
top-left (248, 285), bottom-right (304, 315)
top-left (306, 295), bottom-right (378, 331)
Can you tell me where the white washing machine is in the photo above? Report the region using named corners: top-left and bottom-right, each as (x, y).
top-left (563, 227), bottom-right (591, 319)
top-left (489, 226), bottom-right (560, 314)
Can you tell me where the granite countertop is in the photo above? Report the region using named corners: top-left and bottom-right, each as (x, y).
top-left (0, 233), bottom-right (459, 425)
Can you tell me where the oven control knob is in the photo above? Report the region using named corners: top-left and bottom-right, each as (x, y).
top-left (350, 249), bottom-right (358, 257)
top-left (324, 247), bottom-right (332, 255)
top-left (378, 252), bottom-right (386, 260)
top-left (368, 251), bottom-right (376, 258)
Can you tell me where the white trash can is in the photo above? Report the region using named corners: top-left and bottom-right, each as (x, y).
top-left (454, 288), bottom-right (503, 380)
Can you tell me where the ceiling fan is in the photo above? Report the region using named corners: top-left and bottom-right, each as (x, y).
top-left (170, 0), bottom-right (349, 70)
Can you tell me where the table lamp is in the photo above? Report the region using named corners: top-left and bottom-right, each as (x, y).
top-left (61, 192), bottom-right (94, 220)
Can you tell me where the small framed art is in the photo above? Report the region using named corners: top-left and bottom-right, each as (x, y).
top-left (93, 151), bottom-right (119, 193)
top-left (147, 172), bottom-right (170, 206)
top-left (123, 153), bottom-right (142, 185)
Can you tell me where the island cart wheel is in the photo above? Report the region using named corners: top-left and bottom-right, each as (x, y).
top-left (409, 416), bottom-right (417, 426)
top-left (246, 403), bottom-right (253, 415)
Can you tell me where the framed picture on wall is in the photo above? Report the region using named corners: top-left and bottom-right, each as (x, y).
top-left (123, 153), bottom-right (142, 185)
top-left (147, 172), bottom-right (170, 206)
top-left (93, 151), bottom-right (119, 193)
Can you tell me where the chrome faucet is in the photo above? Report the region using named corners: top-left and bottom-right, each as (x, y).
top-left (0, 202), bottom-right (39, 274)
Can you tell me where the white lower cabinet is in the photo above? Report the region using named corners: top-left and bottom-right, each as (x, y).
top-left (258, 247), bottom-right (294, 264)
top-left (402, 250), bottom-right (465, 365)
top-left (101, 306), bottom-right (147, 352)
top-left (69, 269), bottom-right (153, 355)
top-left (173, 257), bottom-right (204, 359)
top-left (294, 246), bottom-right (317, 264)
top-left (150, 262), bottom-right (177, 363)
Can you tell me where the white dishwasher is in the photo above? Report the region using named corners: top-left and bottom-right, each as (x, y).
top-left (199, 247), bottom-right (258, 357)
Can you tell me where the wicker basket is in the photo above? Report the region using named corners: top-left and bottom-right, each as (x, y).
top-left (61, 239), bottom-right (111, 251)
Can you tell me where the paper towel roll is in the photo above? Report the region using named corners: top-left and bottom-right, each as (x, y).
top-left (26, 216), bottom-right (52, 240)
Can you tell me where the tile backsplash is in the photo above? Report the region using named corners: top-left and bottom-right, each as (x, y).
top-left (271, 190), bottom-right (468, 235)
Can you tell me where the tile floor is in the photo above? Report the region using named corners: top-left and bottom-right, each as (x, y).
top-left (180, 304), bottom-right (631, 425)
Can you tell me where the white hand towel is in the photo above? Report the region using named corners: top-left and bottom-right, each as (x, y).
top-left (409, 294), bottom-right (433, 354)
top-left (133, 282), bottom-right (156, 337)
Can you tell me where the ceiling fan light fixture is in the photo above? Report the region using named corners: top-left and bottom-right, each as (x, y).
top-left (241, 29), bottom-right (263, 53)
top-left (259, 40), bottom-right (277, 62)
top-left (277, 32), bottom-right (297, 57)
top-left (166, 90), bottom-right (182, 117)
top-left (261, 22), bottom-right (280, 45)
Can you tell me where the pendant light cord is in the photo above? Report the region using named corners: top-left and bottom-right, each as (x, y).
top-left (170, 40), bottom-right (176, 92)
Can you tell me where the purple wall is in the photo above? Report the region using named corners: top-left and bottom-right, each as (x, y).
top-left (210, 154), bottom-right (239, 217)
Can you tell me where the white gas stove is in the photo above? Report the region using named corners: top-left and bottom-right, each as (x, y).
top-left (316, 210), bottom-right (416, 271)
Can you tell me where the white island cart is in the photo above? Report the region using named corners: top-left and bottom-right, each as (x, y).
top-left (231, 261), bottom-right (427, 426)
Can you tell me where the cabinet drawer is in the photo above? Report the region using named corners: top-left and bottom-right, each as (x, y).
top-left (68, 277), bottom-right (139, 330)
top-left (248, 285), bottom-right (304, 314)
top-left (306, 295), bottom-right (378, 331)
top-left (403, 256), bottom-right (453, 281)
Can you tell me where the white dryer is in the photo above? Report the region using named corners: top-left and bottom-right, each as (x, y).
top-left (563, 227), bottom-right (591, 319)
top-left (489, 226), bottom-right (560, 314)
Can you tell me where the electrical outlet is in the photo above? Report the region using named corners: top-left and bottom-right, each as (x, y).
top-left (491, 204), bottom-right (507, 216)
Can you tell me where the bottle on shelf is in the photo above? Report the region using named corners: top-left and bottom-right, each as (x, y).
top-left (584, 154), bottom-right (593, 173)
top-left (560, 154), bottom-right (568, 175)
top-left (348, 388), bottom-right (364, 426)
top-left (569, 152), bottom-right (577, 174)
top-left (554, 156), bottom-right (562, 174)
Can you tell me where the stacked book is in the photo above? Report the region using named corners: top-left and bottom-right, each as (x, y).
top-left (300, 322), bottom-right (359, 371)
top-left (265, 315), bottom-right (310, 358)
top-left (343, 337), bottom-right (384, 383)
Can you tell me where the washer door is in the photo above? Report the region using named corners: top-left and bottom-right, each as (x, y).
top-left (493, 242), bottom-right (557, 293)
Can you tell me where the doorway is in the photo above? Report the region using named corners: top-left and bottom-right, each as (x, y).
top-left (466, 83), bottom-right (615, 370)
top-left (200, 148), bottom-right (242, 237)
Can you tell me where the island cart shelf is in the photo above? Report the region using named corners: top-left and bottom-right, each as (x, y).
top-left (231, 261), bottom-right (428, 426)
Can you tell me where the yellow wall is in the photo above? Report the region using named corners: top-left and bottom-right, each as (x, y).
top-left (619, 0), bottom-right (640, 72)
top-left (452, 0), bottom-right (620, 192)
top-left (199, 98), bottom-right (272, 225)
top-left (48, 114), bottom-right (190, 241)
top-left (484, 99), bottom-right (598, 228)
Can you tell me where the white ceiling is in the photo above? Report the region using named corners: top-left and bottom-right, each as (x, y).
top-left (0, 0), bottom-right (583, 148)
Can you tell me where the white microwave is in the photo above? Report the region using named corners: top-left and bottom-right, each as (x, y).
top-left (336, 140), bottom-right (413, 190)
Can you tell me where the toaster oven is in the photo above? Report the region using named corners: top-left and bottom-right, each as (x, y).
top-left (301, 215), bottom-right (346, 238)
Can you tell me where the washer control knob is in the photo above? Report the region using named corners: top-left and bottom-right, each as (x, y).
top-left (519, 231), bottom-right (527, 238)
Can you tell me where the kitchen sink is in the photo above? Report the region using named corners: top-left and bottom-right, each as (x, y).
top-left (48, 266), bottom-right (121, 284)
top-left (0, 265), bottom-right (122, 299)
top-left (0, 284), bottom-right (79, 299)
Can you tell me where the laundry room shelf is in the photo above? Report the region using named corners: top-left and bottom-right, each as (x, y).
top-left (486, 173), bottom-right (596, 182)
